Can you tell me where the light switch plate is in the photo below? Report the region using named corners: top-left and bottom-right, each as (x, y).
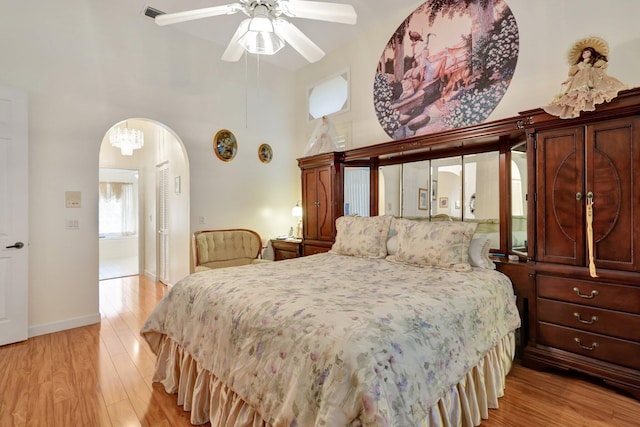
top-left (65, 191), bottom-right (81, 208)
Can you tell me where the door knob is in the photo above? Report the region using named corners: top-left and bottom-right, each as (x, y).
top-left (5, 241), bottom-right (24, 249)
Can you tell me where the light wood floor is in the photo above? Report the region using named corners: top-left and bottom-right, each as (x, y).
top-left (1, 275), bottom-right (639, 427)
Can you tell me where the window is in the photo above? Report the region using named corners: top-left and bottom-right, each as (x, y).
top-left (307, 69), bottom-right (350, 120)
top-left (99, 181), bottom-right (137, 237)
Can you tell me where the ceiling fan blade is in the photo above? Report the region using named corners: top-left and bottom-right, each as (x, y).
top-left (281, 1), bottom-right (357, 25)
top-left (274, 19), bottom-right (325, 63)
top-left (221, 19), bottom-right (250, 62)
top-left (155, 3), bottom-right (242, 26)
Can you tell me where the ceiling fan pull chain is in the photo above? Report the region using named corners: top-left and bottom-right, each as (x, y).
top-left (245, 51), bottom-right (249, 128)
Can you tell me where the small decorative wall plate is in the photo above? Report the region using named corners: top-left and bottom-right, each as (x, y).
top-left (213, 129), bottom-right (238, 161)
top-left (258, 143), bottom-right (273, 164)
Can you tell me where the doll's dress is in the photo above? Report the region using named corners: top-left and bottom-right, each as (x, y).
top-left (303, 117), bottom-right (339, 156)
top-left (544, 59), bottom-right (627, 119)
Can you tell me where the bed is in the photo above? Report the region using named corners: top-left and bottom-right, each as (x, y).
top-left (141, 216), bottom-right (521, 426)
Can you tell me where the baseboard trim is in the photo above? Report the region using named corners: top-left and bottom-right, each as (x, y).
top-left (29, 313), bottom-right (101, 338)
top-left (144, 270), bottom-right (157, 281)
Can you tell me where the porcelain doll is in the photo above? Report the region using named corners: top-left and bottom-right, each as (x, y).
top-left (544, 36), bottom-right (627, 119)
top-left (303, 116), bottom-right (339, 156)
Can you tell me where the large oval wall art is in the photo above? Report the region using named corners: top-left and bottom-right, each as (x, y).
top-left (373, 0), bottom-right (519, 139)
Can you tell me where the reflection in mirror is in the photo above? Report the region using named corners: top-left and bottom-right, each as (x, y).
top-left (344, 167), bottom-right (370, 216)
top-left (511, 143), bottom-right (527, 254)
top-left (431, 157), bottom-right (462, 220)
top-left (402, 160), bottom-right (430, 218)
top-left (378, 164), bottom-right (402, 216)
top-left (464, 152), bottom-right (500, 249)
top-left (375, 150), bottom-right (505, 250)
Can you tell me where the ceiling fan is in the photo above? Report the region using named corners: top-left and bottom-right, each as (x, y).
top-left (153, 0), bottom-right (357, 63)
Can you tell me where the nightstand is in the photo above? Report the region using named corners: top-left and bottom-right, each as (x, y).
top-left (271, 239), bottom-right (302, 261)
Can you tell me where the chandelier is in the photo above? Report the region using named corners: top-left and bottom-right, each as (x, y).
top-left (109, 122), bottom-right (144, 156)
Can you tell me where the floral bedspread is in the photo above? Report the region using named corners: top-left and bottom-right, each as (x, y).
top-left (141, 253), bottom-right (520, 426)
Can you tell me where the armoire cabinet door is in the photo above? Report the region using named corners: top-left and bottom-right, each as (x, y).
top-left (302, 168), bottom-right (320, 240)
top-left (536, 126), bottom-right (586, 266)
top-left (315, 166), bottom-right (334, 241)
top-left (587, 117), bottom-right (640, 271)
top-left (536, 116), bottom-right (640, 271)
top-left (302, 166), bottom-right (334, 242)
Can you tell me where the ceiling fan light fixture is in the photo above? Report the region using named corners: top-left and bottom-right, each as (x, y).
top-left (237, 4), bottom-right (284, 55)
top-left (154, 0), bottom-right (358, 62)
top-left (238, 30), bottom-right (284, 55)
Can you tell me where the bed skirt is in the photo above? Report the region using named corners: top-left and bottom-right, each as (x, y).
top-left (152, 331), bottom-right (516, 427)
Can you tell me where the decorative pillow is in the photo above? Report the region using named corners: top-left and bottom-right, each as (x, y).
top-left (390, 218), bottom-right (478, 271)
top-left (469, 236), bottom-right (495, 269)
top-left (330, 215), bottom-right (393, 258)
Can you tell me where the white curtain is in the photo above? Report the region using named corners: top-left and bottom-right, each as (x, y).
top-left (99, 182), bottom-right (137, 236)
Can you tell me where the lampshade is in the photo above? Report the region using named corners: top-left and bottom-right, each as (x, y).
top-left (292, 202), bottom-right (303, 239)
top-left (237, 5), bottom-right (284, 55)
top-left (292, 204), bottom-right (302, 218)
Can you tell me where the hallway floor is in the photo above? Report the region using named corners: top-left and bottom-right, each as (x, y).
top-left (99, 256), bottom-right (138, 280)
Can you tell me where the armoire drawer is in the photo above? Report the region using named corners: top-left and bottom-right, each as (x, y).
top-left (537, 298), bottom-right (640, 341)
top-left (537, 275), bottom-right (640, 313)
top-left (537, 322), bottom-right (640, 370)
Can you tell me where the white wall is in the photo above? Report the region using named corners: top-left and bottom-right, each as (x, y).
top-left (99, 237), bottom-right (137, 263)
top-left (294, 0), bottom-right (640, 150)
top-left (0, 0), bottom-right (300, 334)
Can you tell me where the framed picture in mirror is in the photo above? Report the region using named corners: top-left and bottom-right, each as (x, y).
top-left (418, 188), bottom-right (428, 210)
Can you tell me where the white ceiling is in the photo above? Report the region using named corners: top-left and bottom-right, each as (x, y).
top-left (142, 0), bottom-right (422, 71)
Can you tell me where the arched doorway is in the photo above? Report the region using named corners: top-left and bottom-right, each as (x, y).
top-left (98, 118), bottom-right (190, 286)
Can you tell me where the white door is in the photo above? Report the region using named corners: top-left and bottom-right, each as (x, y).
top-left (0, 84), bottom-right (28, 346)
top-left (157, 164), bottom-right (169, 284)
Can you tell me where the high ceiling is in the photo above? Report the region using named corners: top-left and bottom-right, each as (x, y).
top-left (143, 0), bottom-right (423, 71)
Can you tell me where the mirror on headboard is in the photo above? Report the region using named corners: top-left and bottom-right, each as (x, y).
top-left (378, 164), bottom-right (402, 217)
top-left (510, 142), bottom-right (527, 255)
top-left (402, 160), bottom-right (433, 219)
top-left (390, 152), bottom-right (501, 248)
top-left (463, 152), bottom-right (501, 248)
top-left (341, 116), bottom-right (527, 256)
top-left (344, 166), bottom-right (370, 216)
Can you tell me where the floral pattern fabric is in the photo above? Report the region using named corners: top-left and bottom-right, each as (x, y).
top-left (329, 215), bottom-right (393, 258)
top-left (141, 253), bottom-right (520, 426)
top-left (390, 218), bottom-right (478, 271)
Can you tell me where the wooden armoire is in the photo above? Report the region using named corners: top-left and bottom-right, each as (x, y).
top-left (298, 152), bottom-right (344, 256)
top-left (522, 88), bottom-right (640, 399)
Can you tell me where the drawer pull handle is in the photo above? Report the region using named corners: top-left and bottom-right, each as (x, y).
top-left (574, 338), bottom-right (598, 351)
top-left (573, 287), bottom-right (598, 299)
top-left (573, 312), bottom-right (598, 324)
